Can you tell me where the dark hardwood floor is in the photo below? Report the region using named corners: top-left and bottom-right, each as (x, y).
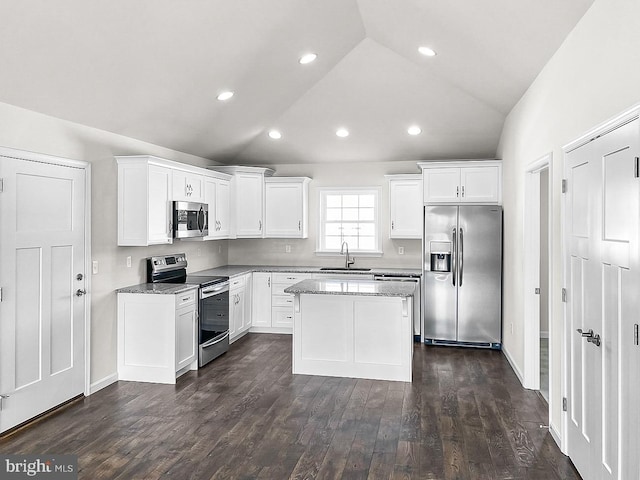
top-left (0, 334), bottom-right (581, 479)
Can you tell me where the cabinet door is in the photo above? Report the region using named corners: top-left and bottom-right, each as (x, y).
top-left (243, 277), bottom-right (252, 330)
top-left (265, 182), bottom-right (304, 238)
top-left (423, 168), bottom-right (461, 204)
top-left (148, 165), bottom-right (173, 244)
top-left (215, 179), bottom-right (230, 238)
top-left (235, 173), bottom-right (264, 237)
top-left (175, 305), bottom-right (197, 371)
top-left (460, 166), bottom-right (501, 203)
top-left (251, 273), bottom-right (272, 327)
top-left (389, 178), bottom-right (423, 239)
top-left (229, 289), bottom-right (245, 342)
top-left (173, 171), bottom-right (204, 202)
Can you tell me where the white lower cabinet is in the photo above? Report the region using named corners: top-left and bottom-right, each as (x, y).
top-left (229, 273), bottom-right (252, 343)
top-left (117, 289), bottom-right (198, 384)
top-left (250, 272), bottom-right (311, 334)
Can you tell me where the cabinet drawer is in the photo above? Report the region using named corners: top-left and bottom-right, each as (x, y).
top-left (176, 290), bottom-right (197, 309)
top-left (272, 307), bottom-right (294, 328)
top-left (272, 272), bottom-right (309, 284)
top-left (229, 275), bottom-right (246, 289)
top-left (272, 294), bottom-right (295, 307)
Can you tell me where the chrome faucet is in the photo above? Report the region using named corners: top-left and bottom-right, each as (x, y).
top-left (340, 241), bottom-right (355, 269)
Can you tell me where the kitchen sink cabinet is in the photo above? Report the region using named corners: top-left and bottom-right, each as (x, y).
top-left (264, 177), bottom-right (311, 238)
top-left (117, 157), bottom-right (174, 246)
top-left (419, 161), bottom-right (502, 205)
top-left (386, 174), bottom-right (423, 239)
top-left (117, 288), bottom-right (198, 384)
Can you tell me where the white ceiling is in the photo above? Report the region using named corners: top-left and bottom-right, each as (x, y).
top-left (0, 0), bottom-right (594, 165)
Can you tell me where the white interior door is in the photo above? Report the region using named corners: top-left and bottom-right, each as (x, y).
top-left (565, 118), bottom-right (640, 480)
top-left (0, 156), bottom-right (87, 433)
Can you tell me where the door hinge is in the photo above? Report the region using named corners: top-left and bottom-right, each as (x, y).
top-left (0, 287), bottom-right (2, 302)
top-left (561, 179), bottom-right (567, 193)
top-left (562, 288), bottom-right (567, 303)
top-left (635, 157), bottom-right (639, 178)
top-left (534, 287), bottom-right (541, 295)
top-left (563, 397), bottom-right (568, 412)
top-left (0, 178), bottom-right (3, 193)
top-left (634, 324), bottom-right (639, 346)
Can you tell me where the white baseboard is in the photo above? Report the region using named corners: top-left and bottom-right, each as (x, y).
top-left (89, 372), bottom-right (118, 395)
top-left (501, 345), bottom-right (525, 387)
top-left (550, 421), bottom-right (565, 454)
top-left (540, 330), bottom-right (549, 339)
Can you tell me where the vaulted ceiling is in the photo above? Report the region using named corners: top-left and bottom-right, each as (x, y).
top-left (0, 0), bottom-right (594, 164)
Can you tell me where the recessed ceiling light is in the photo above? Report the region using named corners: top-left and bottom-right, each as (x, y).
top-left (217, 91), bottom-right (234, 101)
top-left (299, 53), bottom-right (317, 64)
top-left (408, 125), bottom-right (422, 135)
top-left (268, 130), bottom-right (282, 139)
top-left (336, 128), bottom-right (349, 138)
top-left (418, 46), bottom-right (437, 57)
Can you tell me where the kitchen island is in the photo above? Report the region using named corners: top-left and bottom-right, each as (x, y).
top-left (285, 279), bottom-right (415, 382)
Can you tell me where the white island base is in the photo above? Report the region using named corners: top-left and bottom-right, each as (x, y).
top-left (292, 291), bottom-right (413, 382)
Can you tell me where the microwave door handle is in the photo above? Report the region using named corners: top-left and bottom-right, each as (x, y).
top-left (197, 206), bottom-right (205, 233)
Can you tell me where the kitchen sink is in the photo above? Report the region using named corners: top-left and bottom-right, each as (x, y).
top-left (319, 267), bottom-right (371, 271)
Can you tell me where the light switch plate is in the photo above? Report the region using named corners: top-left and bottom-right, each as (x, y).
top-left (126, 256), bottom-right (132, 268)
top-left (92, 261), bottom-right (98, 275)
top-left (285, 245), bottom-right (291, 253)
top-left (398, 247), bottom-right (404, 255)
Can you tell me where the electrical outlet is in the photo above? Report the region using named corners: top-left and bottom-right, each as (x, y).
top-left (398, 247), bottom-right (404, 255)
top-left (126, 256), bottom-right (132, 268)
top-left (92, 261), bottom-right (98, 275)
top-left (285, 244), bottom-right (291, 253)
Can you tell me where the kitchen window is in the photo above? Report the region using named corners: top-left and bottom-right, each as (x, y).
top-left (317, 188), bottom-right (382, 255)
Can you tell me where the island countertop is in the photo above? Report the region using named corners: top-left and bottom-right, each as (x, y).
top-left (284, 278), bottom-right (415, 297)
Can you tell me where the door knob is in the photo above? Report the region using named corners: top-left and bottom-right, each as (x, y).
top-left (75, 289), bottom-right (87, 297)
top-left (587, 334), bottom-right (601, 347)
top-left (577, 328), bottom-right (593, 338)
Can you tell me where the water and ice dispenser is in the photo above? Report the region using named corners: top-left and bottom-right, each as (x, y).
top-left (429, 241), bottom-right (452, 272)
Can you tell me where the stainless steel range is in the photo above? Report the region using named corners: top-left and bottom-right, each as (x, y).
top-left (147, 254), bottom-right (229, 367)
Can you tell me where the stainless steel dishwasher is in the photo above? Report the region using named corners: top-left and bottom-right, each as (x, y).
top-left (373, 275), bottom-right (421, 341)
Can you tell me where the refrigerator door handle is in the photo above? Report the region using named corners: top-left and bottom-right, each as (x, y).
top-left (452, 227), bottom-right (457, 286)
top-left (459, 228), bottom-right (464, 286)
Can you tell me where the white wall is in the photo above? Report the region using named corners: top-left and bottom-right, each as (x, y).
top-left (0, 101), bottom-right (228, 388)
top-left (228, 161), bottom-right (423, 269)
top-left (497, 0), bottom-right (640, 433)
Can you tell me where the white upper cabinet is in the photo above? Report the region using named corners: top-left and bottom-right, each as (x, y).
top-left (386, 174), bottom-right (423, 239)
top-left (172, 170), bottom-right (204, 203)
top-left (202, 175), bottom-right (231, 240)
top-left (117, 156), bottom-right (173, 246)
top-left (117, 155), bottom-right (232, 245)
top-left (265, 177), bottom-right (311, 238)
top-left (208, 166), bottom-right (274, 239)
top-left (419, 161), bottom-right (502, 205)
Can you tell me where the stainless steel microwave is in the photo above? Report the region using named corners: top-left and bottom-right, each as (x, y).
top-left (173, 201), bottom-right (208, 238)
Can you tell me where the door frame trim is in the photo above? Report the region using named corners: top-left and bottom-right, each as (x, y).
top-left (523, 153), bottom-right (552, 392)
top-left (0, 146), bottom-right (92, 397)
top-left (561, 103), bottom-right (640, 457)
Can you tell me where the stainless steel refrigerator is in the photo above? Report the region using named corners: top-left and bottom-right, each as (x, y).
top-left (423, 205), bottom-right (502, 348)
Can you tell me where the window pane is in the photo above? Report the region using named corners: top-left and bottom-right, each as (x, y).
top-left (359, 194), bottom-right (375, 208)
top-left (359, 237), bottom-right (376, 250)
top-left (342, 223), bottom-right (359, 236)
top-left (359, 208), bottom-right (374, 221)
top-left (343, 236), bottom-right (359, 247)
top-left (325, 236), bottom-right (342, 250)
top-left (326, 195), bottom-right (342, 208)
top-left (325, 223), bottom-right (344, 236)
top-left (343, 208), bottom-right (359, 221)
top-left (326, 208), bottom-right (342, 221)
top-left (343, 195), bottom-right (359, 207)
top-left (359, 224), bottom-right (375, 236)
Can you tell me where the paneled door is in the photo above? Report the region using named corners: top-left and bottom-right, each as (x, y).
top-left (0, 156), bottom-right (87, 433)
top-left (564, 117), bottom-right (640, 480)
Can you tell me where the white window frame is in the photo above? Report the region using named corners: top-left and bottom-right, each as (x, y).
top-left (316, 187), bottom-right (383, 257)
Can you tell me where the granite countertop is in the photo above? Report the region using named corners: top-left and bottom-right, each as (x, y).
top-left (193, 265), bottom-right (422, 278)
top-left (116, 283), bottom-right (199, 295)
top-left (284, 279), bottom-right (416, 298)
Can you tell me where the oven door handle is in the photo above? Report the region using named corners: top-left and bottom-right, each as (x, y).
top-left (201, 283), bottom-right (229, 297)
top-left (201, 332), bottom-right (229, 349)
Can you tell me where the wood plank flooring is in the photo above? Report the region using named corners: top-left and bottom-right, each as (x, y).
top-left (0, 334), bottom-right (581, 479)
